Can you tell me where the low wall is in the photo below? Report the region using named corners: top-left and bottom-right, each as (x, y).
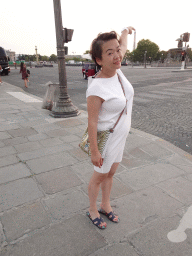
top-left (151, 62), bottom-right (192, 67)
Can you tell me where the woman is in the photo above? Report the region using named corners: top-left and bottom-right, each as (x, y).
top-left (0, 65), bottom-right (2, 84)
top-left (20, 62), bottom-right (29, 88)
top-left (86, 26), bottom-right (135, 229)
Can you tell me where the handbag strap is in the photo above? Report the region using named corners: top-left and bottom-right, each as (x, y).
top-left (109, 73), bottom-right (127, 133)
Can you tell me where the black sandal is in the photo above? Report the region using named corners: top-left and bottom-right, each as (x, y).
top-left (86, 211), bottom-right (107, 229)
top-left (98, 208), bottom-right (120, 223)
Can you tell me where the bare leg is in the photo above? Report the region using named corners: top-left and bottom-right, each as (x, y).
top-left (0, 76), bottom-right (2, 83)
top-left (88, 170), bottom-right (107, 226)
top-left (100, 163), bottom-right (119, 221)
top-left (24, 79), bottom-right (28, 88)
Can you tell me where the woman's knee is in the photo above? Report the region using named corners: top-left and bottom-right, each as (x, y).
top-left (107, 163), bottom-right (119, 178)
top-left (92, 170), bottom-right (108, 184)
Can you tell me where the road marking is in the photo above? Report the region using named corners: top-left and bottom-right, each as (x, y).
top-left (7, 92), bottom-right (42, 103)
top-left (167, 205), bottom-right (192, 243)
top-left (165, 88), bottom-right (192, 93)
top-left (137, 93), bottom-right (170, 99)
top-left (150, 91), bottom-right (183, 97)
top-left (133, 97), bottom-right (151, 103)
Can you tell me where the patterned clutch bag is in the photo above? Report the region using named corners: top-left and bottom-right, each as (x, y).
top-left (79, 127), bottom-right (112, 156)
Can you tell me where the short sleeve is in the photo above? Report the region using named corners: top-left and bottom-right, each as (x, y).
top-left (86, 80), bottom-right (108, 101)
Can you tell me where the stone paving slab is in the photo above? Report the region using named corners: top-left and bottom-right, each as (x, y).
top-left (0, 124), bottom-right (20, 132)
top-left (13, 141), bottom-right (43, 153)
top-left (44, 128), bottom-right (69, 137)
top-left (139, 142), bottom-right (174, 159)
top-left (56, 118), bottom-right (85, 127)
top-left (0, 155), bottom-right (19, 168)
top-left (71, 160), bottom-right (94, 183)
top-left (1, 215), bottom-right (107, 256)
top-left (2, 136), bottom-right (28, 146)
top-left (0, 146), bottom-right (17, 157)
top-left (59, 134), bottom-right (80, 143)
top-left (0, 132), bottom-right (11, 140)
top-left (117, 162), bottom-right (185, 191)
top-left (18, 143), bottom-right (74, 161)
top-left (0, 178), bottom-right (43, 212)
top-left (0, 222), bottom-right (5, 247)
top-left (43, 189), bottom-right (89, 220)
top-left (38, 137), bottom-right (63, 147)
top-left (27, 151), bottom-right (78, 174)
top-left (121, 156), bottom-right (151, 170)
top-left (0, 141), bottom-right (5, 148)
top-left (89, 243), bottom-right (140, 256)
top-left (157, 176), bottom-right (192, 205)
top-left (27, 133), bottom-right (48, 142)
top-left (35, 166), bottom-right (82, 195)
top-left (7, 128), bottom-right (38, 137)
top-left (100, 186), bottom-right (183, 244)
top-left (0, 201), bottom-right (52, 242)
top-left (128, 215), bottom-right (192, 256)
top-left (33, 123), bottom-right (62, 133)
top-left (0, 163), bottom-right (31, 185)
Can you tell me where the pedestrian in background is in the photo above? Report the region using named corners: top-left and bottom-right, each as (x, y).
top-left (86, 26), bottom-right (135, 229)
top-left (20, 62), bottom-right (29, 88)
top-left (0, 65), bottom-right (2, 84)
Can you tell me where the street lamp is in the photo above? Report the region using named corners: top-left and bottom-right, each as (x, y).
top-left (50, 0), bottom-right (80, 118)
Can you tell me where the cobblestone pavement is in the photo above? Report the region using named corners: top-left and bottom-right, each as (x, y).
top-left (131, 78), bottom-right (192, 154)
top-left (3, 66), bottom-right (192, 154)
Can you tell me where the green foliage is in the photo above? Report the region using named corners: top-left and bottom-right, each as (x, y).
top-left (132, 39), bottom-right (160, 62)
top-left (49, 54), bottom-right (57, 62)
top-left (84, 50), bottom-right (90, 54)
top-left (123, 50), bottom-right (131, 61)
top-left (42, 55), bottom-right (49, 61)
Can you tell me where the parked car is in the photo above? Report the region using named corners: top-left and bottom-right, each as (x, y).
top-left (121, 61), bottom-right (128, 66)
top-left (0, 47), bottom-right (10, 75)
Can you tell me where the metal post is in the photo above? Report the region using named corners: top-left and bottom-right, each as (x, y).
top-left (144, 51), bottom-right (147, 68)
top-left (50, 0), bottom-right (79, 118)
top-left (35, 46), bottom-right (39, 64)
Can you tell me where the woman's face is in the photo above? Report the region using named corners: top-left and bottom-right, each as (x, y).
top-left (96, 39), bottom-right (122, 71)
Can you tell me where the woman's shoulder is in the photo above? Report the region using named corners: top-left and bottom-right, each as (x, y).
top-left (87, 76), bottom-right (104, 88)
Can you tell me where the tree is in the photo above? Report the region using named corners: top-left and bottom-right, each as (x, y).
top-left (123, 50), bottom-right (131, 61)
top-left (132, 39), bottom-right (160, 62)
top-left (49, 54), bottom-right (57, 62)
top-left (84, 50), bottom-right (90, 54)
top-left (42, 55), bottom-right (49, 61)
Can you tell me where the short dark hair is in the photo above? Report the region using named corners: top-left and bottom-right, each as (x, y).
top-left (90, 31), bottom-right (120, 69)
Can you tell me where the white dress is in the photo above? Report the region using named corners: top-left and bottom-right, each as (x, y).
top-left (86, 69), bottom-right (134, 173)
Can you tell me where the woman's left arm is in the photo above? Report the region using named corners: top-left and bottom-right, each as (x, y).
top-left (119, 26), bottom-right (135, 59)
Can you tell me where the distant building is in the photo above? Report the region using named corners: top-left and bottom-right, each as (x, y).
top-left (6, 50), bottom-right (15, 62)
top-left (65, 55), bottom-right (81, 59)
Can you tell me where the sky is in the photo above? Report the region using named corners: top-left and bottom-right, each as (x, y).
top-left (1, 0), bottom-right (192, 57)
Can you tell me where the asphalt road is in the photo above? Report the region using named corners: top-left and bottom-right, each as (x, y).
top-left (2, 65), bottom-right (192, 154)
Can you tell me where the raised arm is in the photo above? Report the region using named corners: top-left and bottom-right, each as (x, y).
top-left (119, 26), bottom-right (135, 59)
